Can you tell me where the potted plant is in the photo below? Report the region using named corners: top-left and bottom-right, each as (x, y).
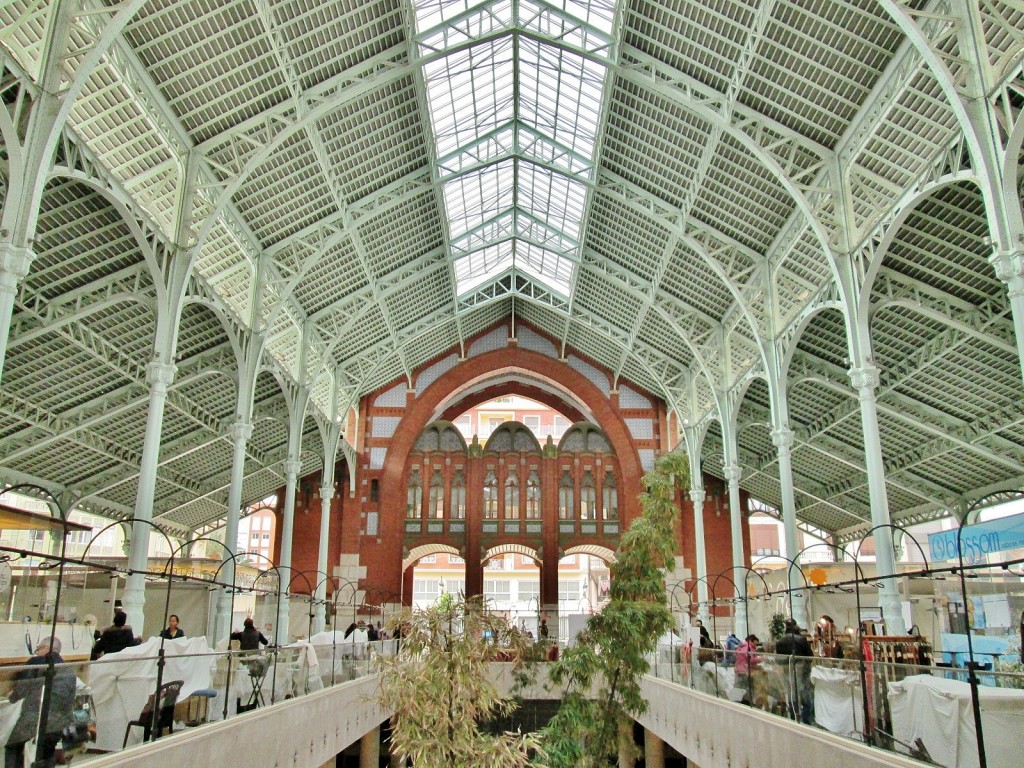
top-left (541, 452), bottom-right (689, 767)
top-left (376, 594), bottom-right (542, 767)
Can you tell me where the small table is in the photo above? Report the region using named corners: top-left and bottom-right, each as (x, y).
top-left (241, 658), bottom-right (269, 710)
top-left (185, 688), bottom-right (217, 726)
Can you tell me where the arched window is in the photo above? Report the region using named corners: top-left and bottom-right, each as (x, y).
top-left (580, 469), bottom-right (596, 520)
top-left (483, 470), bottom-right (498, 519)
top-left (526, 469), bottom-right (541, 519)
top-left (450, 468), bottom-right (466, 520)
top-left (504, 468), bottom-right (519, 519)
top-left (406, 466), bottom-right (422, 520)
top-left (429, 468), bottom-right (444, 519)
top-left (602, 469), bottom-right (618, 520)
top-left (558, 469), bottom-right (574, 520)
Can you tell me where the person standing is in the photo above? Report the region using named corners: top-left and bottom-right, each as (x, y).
top-left (231, 617), bottom-right (270, 651)
top-left (734, 634), bottom-right (763, 707)
top-left (91, 610), bottom-right (141, 659)
top-left (694, 619), bottom-right (710, 644)
top-left (158, 614), bottom-right (186, 640)
top-left (723, 631), bottom-right (741, 666)
top-left (6, 638), bottom-right (76, 768)
top-left (776, 620), bottom-right (814, 724)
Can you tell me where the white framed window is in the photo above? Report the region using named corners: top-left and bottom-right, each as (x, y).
top-left (517, 581), bottom-right (540, 602)
top-left (484, 580), bottom-right (511, 602)
top-left (558, 579), bottom-right (581, 603)
top-left (413, 579), bottom-right (441, 606)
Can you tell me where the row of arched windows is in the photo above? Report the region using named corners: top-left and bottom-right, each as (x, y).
top-left (406, 465), bottom-right (618, 522)
top-left (558, 468), bottom-right (618, 521)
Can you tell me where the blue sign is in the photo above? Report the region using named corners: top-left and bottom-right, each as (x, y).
top-left (928, 512), bottom-right (1024, 564)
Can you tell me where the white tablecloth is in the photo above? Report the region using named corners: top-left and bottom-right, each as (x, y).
top-left (696, 661), bottom-right (736, 699)
top-left (88, 636), bottom-right (213, 751)
top-left (228, 643), bottom-right (322, 706)
top-left (307, 633), bottom-right (395, 682)
top-left (888, 674), bottom-right (1024, 768)
top-left (810, 666), bottom-right (863, 737)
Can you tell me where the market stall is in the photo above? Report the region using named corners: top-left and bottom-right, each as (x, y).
top-left (88, 636), bottom-right (213, 750)
top-left (888, 674), bottom-right (1024, 768)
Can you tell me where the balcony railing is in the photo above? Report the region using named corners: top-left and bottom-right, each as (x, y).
top-left (0, 639), bottom-right (395, 764)
top-left (646, 644), bottom-right (1024, 766)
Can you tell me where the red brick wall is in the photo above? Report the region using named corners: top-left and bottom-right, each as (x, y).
top-left (677, 481), bottom-right (753, 616)
top-left (273, 320), bottom-right (748, 607)
top-left (272, 466), bottom-right (350, 597)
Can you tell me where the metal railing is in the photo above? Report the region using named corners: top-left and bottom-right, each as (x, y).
top-left (0, 639), bottom-right (394, 766)
top-left (647, 645), bottom-right (1024, 766)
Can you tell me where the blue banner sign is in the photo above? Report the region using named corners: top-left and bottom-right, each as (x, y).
top-left (928, 512), bottom-right (1024, 564)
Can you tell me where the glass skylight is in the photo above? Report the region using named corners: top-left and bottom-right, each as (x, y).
top-left (414, 0), bottom-right (617, 299)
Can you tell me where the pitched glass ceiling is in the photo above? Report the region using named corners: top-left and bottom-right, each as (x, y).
top-left (413, 0), bottom-right (617, 298)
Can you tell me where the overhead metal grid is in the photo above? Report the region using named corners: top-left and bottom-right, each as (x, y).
top-left (1, 0), bottom-right (1023, 544)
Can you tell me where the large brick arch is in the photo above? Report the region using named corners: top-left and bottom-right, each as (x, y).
top-left (439, 380), bottom-right (588, 425)
top-left (375, 347), bottom-right (648, 593)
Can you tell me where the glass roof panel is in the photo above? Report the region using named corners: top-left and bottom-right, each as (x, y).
top-left (414, 0), bottom-right (616, 299)
top-left (515, 215), bottom-right (578, 265)
top-left (443, 159), bottom-right (515, 240)
top-left (517, 161), bottom-right (588, 241)
top-left (422, 36), bottom-right (515, 158)
top-left (451, 210), bottom-right (515, 258)
top-left (519, 0), bottom-right (616, 38)
top-left (454, 240), bottom-right (515, 293)
top-left (517, 37), bottom-right (606, 158)
top-left (416, 1), bottom-right (514, 49)
top-left (517, 242), bottom-right (575, 294)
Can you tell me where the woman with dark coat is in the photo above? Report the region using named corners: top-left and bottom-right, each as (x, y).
top-left (90, 610), bottom-right (141, 659)
top-left (230, 617), bottom-right (270, 651)
top-left (159, 614), bottom-right (186, 640)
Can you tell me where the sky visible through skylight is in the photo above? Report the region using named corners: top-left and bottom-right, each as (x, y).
top-left (414, 0), bottom-right (617, 298)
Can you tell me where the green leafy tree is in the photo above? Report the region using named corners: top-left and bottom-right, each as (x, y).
top-left (376, 594), bottom-right (545, 767)
top-left (541, 452), bottom-right (689, 767)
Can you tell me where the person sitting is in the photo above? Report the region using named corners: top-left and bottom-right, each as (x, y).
top-left (159, 614), bottom-right (186, 640)
top-left (231, 617), bottom-right (270, 652)
top-left (91, 610), bottom-right (141, 659)
top-left (6, 638), bottom-right (76, 768)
